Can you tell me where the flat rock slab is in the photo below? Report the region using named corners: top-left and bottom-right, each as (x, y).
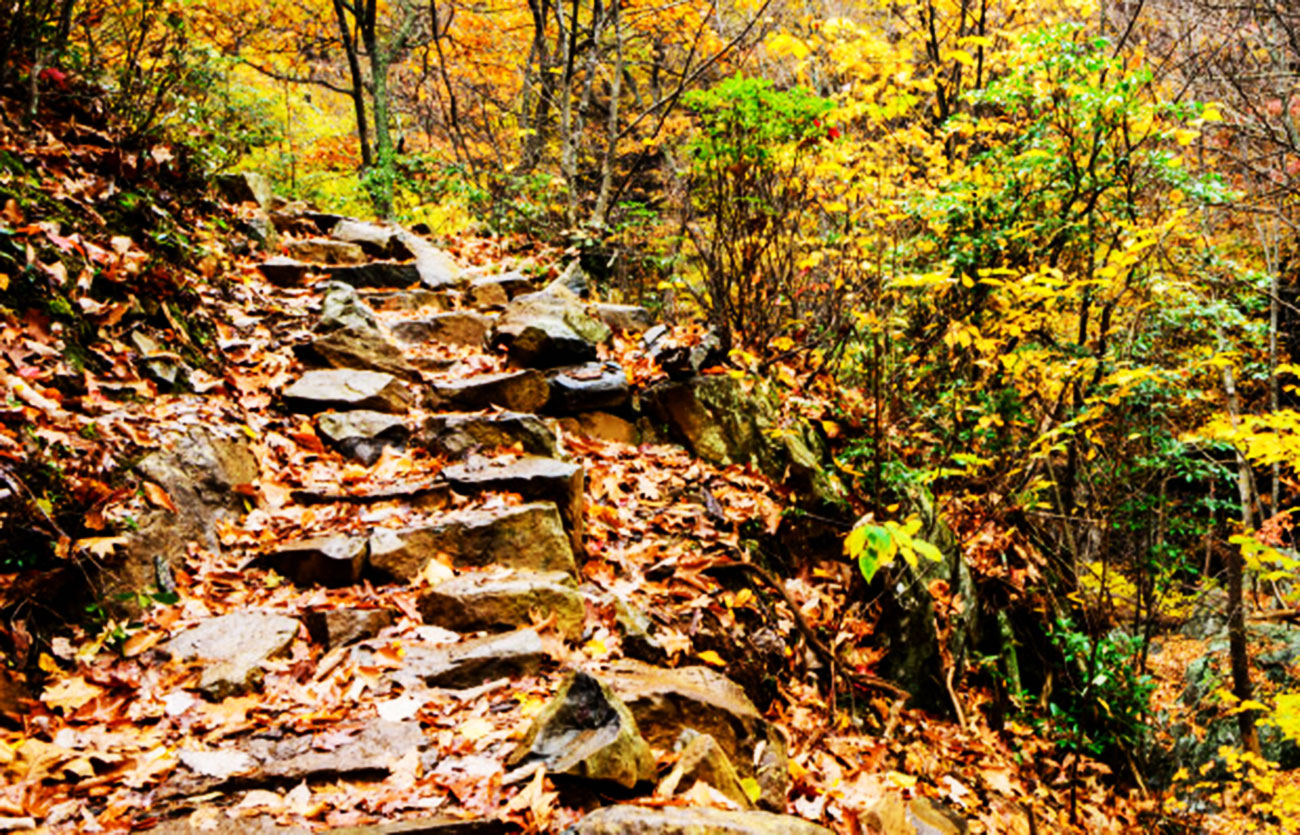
top-left (369, 502), bottom-right (576, 581)
top-left (317, 410), bottom-right (409, 465)
top-left (440, 457), bottom-right (584, 554)
top-left (569, 807), bottom-right (834, 835)
top-left (391, 312), bottom-right (492, 347)
top-left (364, 289), bottom-right (451, 313)
top-left (305, 607), bottom-right (396, 649)
top-left (300, 326), bottom-right (419, 382)
top-left (331, 219), bottom-right (415, 259)
top-left (430, 370), bottom-right (549, 414)
top-left (393, 628), bottom-right (546, 689)
top-left (606, 660), bottom-right (789, 810)
top-left (326, 261), bottom-right (422, 289)
top-left (291, 482), bottom-right (450, 509)
top-left (506, 672), bottom-right (655, 789)
top-left (547, 363), bottom-right (629, 414)
top-left (490, 288), bottom-right (611, 368)
top-left (166, 613), bottom-right (299, 700)
top-left (267, 536), bottom-right (367, 587)
top-left (284, 370), bottom-right (411, 414)
top-left (257, 256), bottom-right (315, 287)
top-left (470, 272), bottom-right (535, 300)
top-left (557, 412), bottom-right (639, 446)
top-left (418, 571), bottom-right (584, 639)
top-left (592, 303), bottom-right (653, 333)
top-left (325, 818), bottom-right (518, 834)
top-left (284, 238), bottom-right (366, 265)
top-left (422, 412), bottom-right (559, 459)
top-left (231, 720), bottom-right (425, 784)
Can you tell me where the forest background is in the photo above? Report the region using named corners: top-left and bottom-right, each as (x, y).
top-left (7, 0), bottom-right (1300, 829)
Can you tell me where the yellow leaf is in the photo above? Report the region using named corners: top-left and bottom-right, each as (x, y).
top-left (740, 777), bottom-right (762, 803)
top-left (697, 650), bottom-right (726, 667)
top-left (458, 717), bottom-right (495, 741)
top-left (41, 675), bottom-right (104, 713)
top-left (887, 770), bottom-right (917, 789)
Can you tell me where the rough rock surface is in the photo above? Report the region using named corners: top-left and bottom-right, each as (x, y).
top-left (507, 672), bottom-right (655, 789)
top-left (440, 457), bottom-right (584, 553)
top-left (267, 536), bottom-right (368, 587)
top-left (166, 612), bottom-right (300, 700)
top-left (393, 629), bottom-right (547, 689)
top-left (422, 411), bottom-right (559, 459)
top-left (547, 363), bottom-right (630, 413)
top-left (569, 806), bottom-right (834, 835)
top-left (368, 502), bottom-right (576, 581)
top-left (417, 571), bottom-right (585, 639)
top-left (305, 607), bottom-right (396, 650)
top-left (301, 326), bottom-right (419, 381)
top-left (390, 311), bottom-right (492, 347)
top-left (284, 369), bottom-right (411, 414)
top-left (490, 285), bottom-right (611, 367)
top-left (317, 410), bottom-right (410, 465)
top-left (284, 238), bottom-right (366, 265)
top-left (429, 370), bottom-right (550, 413)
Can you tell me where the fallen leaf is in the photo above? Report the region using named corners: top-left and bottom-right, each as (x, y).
top-left (41, 675), bottom-right (105, 712)
top-left (697, 650), bottom-right (726, 667)
top-left (142, 481), bottom-right (178, 513)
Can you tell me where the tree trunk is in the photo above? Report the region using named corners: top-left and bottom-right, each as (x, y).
top-left (332, 0), bottom-right (372, 168)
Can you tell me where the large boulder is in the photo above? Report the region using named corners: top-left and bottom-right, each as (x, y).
top-left (440, 457), bottom-right (584, 555)
top-left (165, 612), bottom-right (300, 700)
top-left (569, 806), bottom-right (833, 835)
top-left (368, 502), bottom-right (577, 581)
top-left (506, 672), bottom-right (656, 789)
top-left (417, 571), bottom-right (585, 639)
top-left (645, 375), bottom-right (842, 507)
top-left (874, 487), bottom-right (980, 714)
top-left (283, 370), bottom-right (411, 414)
top-left (490, 284), bottom-right (611, 368)
top-left (422, 412), bottom-right (559, 459)
top-left (606, 660), bottom-right (790, 811)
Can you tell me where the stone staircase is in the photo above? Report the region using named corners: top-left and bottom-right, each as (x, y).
top-left (138, 215), bottom-right (833, 834)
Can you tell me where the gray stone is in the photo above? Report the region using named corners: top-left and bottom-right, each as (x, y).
top-left (257, 256), bottom-right (313, 286)
top-left (331, 219), bottom-right (415, 260)
top-left (166, 612), bottom-right (299, 700)
top-left (650, 328), bottom-right (725, 380)
top-left (305, 607), bottom-right (396, 649)
top-left (657, 730), bottom-right (752, 809)
top-left (440, 457), bottom-right (584, 554)
top-left (547, 261), bottom-right (591, 298)
top-left (217, 172), bottom-right (273, 209)
top-left (325, 261), bottom-right (423, 290)
top-left (248, 720), bottom-right (425, 782)
top-left (506, 672), bottom-right (655, 789)
top-left (467, 280), bottom-right (508, 308)
top-left (301, 326), bottom-right (419, 381)
top-left (547, 363), bottom-right (629, 414)
top-left (395, 629), bottom-right (546, 689)
top-left (429, 370), bottom-right (550, 413)
top-left (325, 819), bottom-right (516, 834)
top-left (569, 807), bottom-right (833, 835)
top-left (369, 502), bottom-right (576, 581)
top-left (558, 412), bottom-right (639, 445)
top-left (592, 303), bottom-right (653, 333)
top-left (364, 289), bottom-right (451, 313)
top-left (317, 410), bottom-right (409, 465)
top-left (130, 330), bottom-right (190, 391)
top-left (319, 282), bottom-right (380, 333)
top-left (391, 312), bottom-right (492, 347)
top-left (470, 272), bottom-right (535, 300)
top-left (490, 285), bottom-right (611, 368)
top-left (418, 571), bottom-right (585, 639)
top-left (397, 232), bottom-right (463, 289)
top-left (284, 238), bottom-right (366, 265)
top-left (613, 598), bottom-right (666, 664)
top-left (267, 536), bottom-right (367, 587)
top-left (237, 212), bottom-right (279, 252)
top-left (423, 411), bottom-right (559, 459)
top-left (607, 660), bottom-right (789, 811)
top-left (284, 370), bottom-right (411, 414)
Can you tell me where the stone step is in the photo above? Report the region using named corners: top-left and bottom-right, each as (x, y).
top-left (390, 311), bottom-right (492, 347)
top-left (290, 482), bottom-right (450, 508)
top-left (490, 286), bottom-right (610, 368)
top-left (569, 807), bottom-right (833, 835)
top-left (368, 502), bottom-right (577, 581)
top-left (283, 238), bottom-right (366, 265)
top-left (325, 261), bottom-right (422, 289)
top-left (417, 570), bottom-right (585, 639)
top-left (296, 326), bottom-right (419, 381)
top-left (316, 410), bottom-right (409, 465)
top-left (283, 369), bottom-right (411, 414)
top-left (422, 411), bottom-right (559, 459)
top-left (429, 369), bottom-right (549, 414)
top-left (165, 612), bottom-right (300, 700)
top-left (389, 628), bottom-right (547, 690)
top-left (546, 362), bottom-right (629, 414)
top-left (439, 456), bottom-right (584, 554)
top-left (267, 536), bottom-right (367, 587)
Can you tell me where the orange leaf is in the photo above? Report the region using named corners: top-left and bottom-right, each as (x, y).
top-left (142, 481), bottom-right (178, 513)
